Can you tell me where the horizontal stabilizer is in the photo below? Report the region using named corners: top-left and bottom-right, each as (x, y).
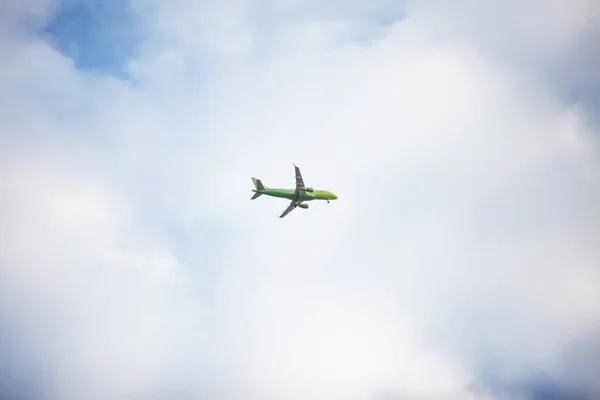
top-left (251, 192), bottom-right (262, 200)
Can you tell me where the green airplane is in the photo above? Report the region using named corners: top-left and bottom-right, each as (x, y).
top-left (251, 164), bottom-right (339, 218)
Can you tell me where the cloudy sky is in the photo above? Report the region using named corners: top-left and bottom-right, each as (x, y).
top-left (1, 0), bottom-right (599, 399)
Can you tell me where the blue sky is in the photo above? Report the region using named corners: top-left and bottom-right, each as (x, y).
top-left (1, 0), bottom-right (600, 399)
top-left (42, 0), bottom-right (140, 77)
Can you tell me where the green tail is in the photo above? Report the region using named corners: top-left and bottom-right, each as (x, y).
top-left (251, 177), bottom-right (266, 200)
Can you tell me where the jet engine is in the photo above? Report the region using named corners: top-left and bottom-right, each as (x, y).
top-left (299, 203), bottom-right (309, 209)
top-left (306, 187), bottom-right (314, 192)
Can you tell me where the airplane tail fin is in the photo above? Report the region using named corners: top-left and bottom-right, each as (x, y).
top-left (251, 177), bottom-right (266, 200)
top-left (251, 177), bottom-right (266, 191)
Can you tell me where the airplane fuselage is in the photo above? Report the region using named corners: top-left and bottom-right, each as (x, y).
top-left (252, 188), bottom-right (338, 202)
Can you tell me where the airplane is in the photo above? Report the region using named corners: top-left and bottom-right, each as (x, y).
top-left (250, 164), bottom-right (338, 218)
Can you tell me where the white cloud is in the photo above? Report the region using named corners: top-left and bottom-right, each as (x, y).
top-left (198, 14), bottom-right (600, 396)
top-left (1, 0), bottom-right (599, 399)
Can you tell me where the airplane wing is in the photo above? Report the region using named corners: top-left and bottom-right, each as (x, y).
top-left (279, 200), bottom-right (300, 218)
top-left (293, 164), bottom-right (306, 197)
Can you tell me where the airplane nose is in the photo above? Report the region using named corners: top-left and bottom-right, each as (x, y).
top-left (332, 192), bottom-right (339, 200)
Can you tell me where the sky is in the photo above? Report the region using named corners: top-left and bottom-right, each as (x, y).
top-left (0, 0), bottom-right (599, 399)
